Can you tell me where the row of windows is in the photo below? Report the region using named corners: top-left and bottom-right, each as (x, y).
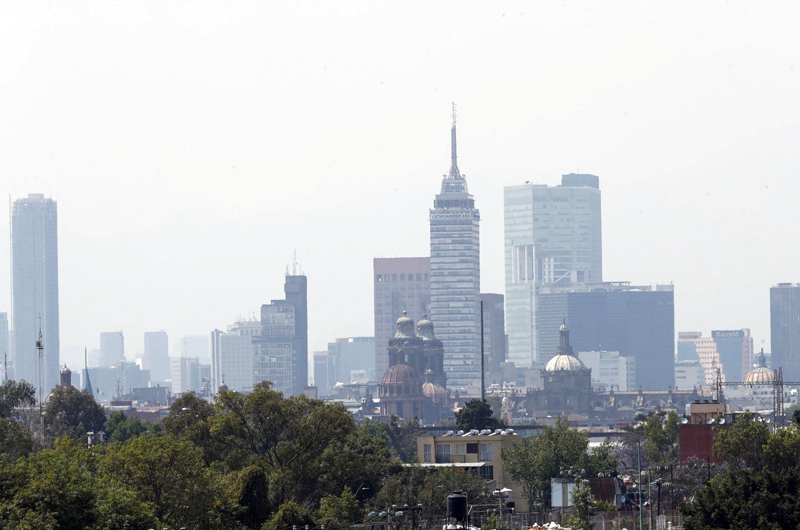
top-left (424, 442), bottom-right (493, 463)
top-left (376, 273), bottom-right (430, 282)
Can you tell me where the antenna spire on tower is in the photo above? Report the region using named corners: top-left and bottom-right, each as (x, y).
top-left (448, 102), bottom-right (461, 179)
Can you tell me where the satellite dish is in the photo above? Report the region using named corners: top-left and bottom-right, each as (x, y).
top-left (718, 418), bottom-right (727, 425)
top-left (681, 417), bottom-right (689, 425)
top-left (706, 417), bottom-right (716, 424)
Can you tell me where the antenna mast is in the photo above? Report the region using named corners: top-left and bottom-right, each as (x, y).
top-left (36, 320), bottom-right (44, 435)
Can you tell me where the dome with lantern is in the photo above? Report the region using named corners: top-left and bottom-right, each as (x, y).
top-left (545, 320), bottom-right (588, 373)
top-left (746, 349), bottom-right (774, 385)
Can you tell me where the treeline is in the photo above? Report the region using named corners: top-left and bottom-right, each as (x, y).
top-left (0, 380), bottom-right (490, 530)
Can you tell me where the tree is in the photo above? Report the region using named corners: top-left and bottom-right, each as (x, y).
top-left (0, 438), bottom-right (158, 530)
top-left (0, 380), bottom-right (36, 419)
top-left (0, 417), bottom-right (34, 461)
top-left (502, 417), bottom-right (614, 510)
top-left (262, 501), bottom-right (314, 530)
top-left (102, 433), bottom-right (237, 529)
top-left (567, 480), bottom-right (598, 530)
top-left (163, 392), bottom-right (226, 464)
top-left (681, 418), bottom-right (800, 529)
top-left (42, 386), bottom-right (106, 441)
top-left (381, 415), bottom-right (420, 463)
top-left (216, 382), bottom-right (356, 505)
top-left (105, 411), bottom-right (154, 443)
top-left (456, 399), bottom-right (505, 432)
top-left (317, 488), bottom-right (362, 529)
top-left (232, 465), bottom-right (271, 530)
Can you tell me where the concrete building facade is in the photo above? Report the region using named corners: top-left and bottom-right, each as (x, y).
top-left (211, 328), bottom-right (255, 393)
top-left (481, 293), bottom-right (506, 376)
top-left (417, 431), bottom-right (527, 512)
top-left (11, 194), bottom-right (60, 395)
top-left (142, 331), bottom-right (170, 384)
top-left (503, 175), bottom-right (602, 367)
top-left (256, 274), bottom-right (308, 396)
top-left (675, 360), bottom-right (705, 391)
top-left (373, 257), bottom-right (431, 376)
top-left (99, 331), bottom-right (125, 367)
top-left (328, 336), bottom-right (375, 384)
top-left (429, 115), bottom-right (481, 391)
top-left (771, 283), bottom-right (800, 381)
top-left (578, 350), bottom-right (635, 391)
top-left (535, 283), bottom-right (675, 390)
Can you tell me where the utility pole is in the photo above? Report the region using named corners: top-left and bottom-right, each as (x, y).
top-left (637, 439), bottom-right (644, 530)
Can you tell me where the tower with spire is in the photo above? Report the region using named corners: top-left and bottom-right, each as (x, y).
top-left (429, 103), bottom-right (481, 392)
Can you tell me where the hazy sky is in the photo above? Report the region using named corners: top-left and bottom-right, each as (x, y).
top-left (2, 2), bottom-right (799, 370)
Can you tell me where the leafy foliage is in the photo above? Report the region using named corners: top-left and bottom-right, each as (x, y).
top-left (105, 410), bottom-right (157, 443)
top-left (0, 380), bottom-right (36, 419)
top-left (456, 399), bottom-right (505, 431)
top-left (42, 386), bottom-right (106, 441)
top-left (502, 417), bottom-right (617, 510)
top-left (682, 418), bottom-right (800, 529)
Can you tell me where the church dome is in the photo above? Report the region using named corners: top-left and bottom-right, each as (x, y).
top-left (382, 362), bottom-right (420, 384)
top-left (746, 349), bottom-right (774, 385)
top-left (416, 315), bottom-right (436, 340)
top-left (394, 311), bottom-right (415, 339)
top-left (422, 382), bottom-right (447, 404)
top-left (545, 319), bottom-right (586, 372)
top-left (545, 354), bottom-right (586, 372)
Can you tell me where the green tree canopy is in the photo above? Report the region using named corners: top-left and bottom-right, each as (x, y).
top-left (682, 418), bottom-right (800, 529)
top-left (0, 380), bottom-right (36, 419)
top-left (502, 417), bottom-right (617, 510)
top-left (105, 411), bottom-right (156, 444)
top-left (42, 386), bottom-right (106, 441)
top-left (101, 433), bottom-right (238, 529)
top-left (456, 399), bottom-right (506, 431)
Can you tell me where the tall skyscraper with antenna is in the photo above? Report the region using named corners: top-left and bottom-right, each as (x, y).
top-left (11, 194), bottom-right (60, 396)
top-left (429, 104), bottom-right (481, 391)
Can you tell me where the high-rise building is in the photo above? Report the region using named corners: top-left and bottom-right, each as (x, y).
top-left (771, 283), bottom-right (800, 381)
top-left (429, 109), bottom-right (481, 391)
top-left (577, 350), bottom-right (636, 391)
top-left (677, 329), bottom-right (754, 384)
top-left (373, 257), bottom-right (431, 376)
top-left (142, 331), bottom-right (170, 384)
top-left (99, 331), bottom-right (125, 367)
top-left (536, 282), bottom-right (675, 390)
top-left (170, 356), bottom-right (202, 395)
top-left (481, 293), bottom-right (506, 376)
top-left (712, 329), bottom-right (753, 381)
top-left (328, 337), bottom-right (375, 384)
top-left (210, 328), bottom-right (255, 393)
top-left (313, 350), bottom-right (335, 397)
top-left (504, 175), bottom-right (602, 367)
top-left (256, 274), bottom-right (308, 396)
top-left (11, 194), bottom-right (60, 395)
top-left (83, 361), bottom-right (150, 400)
top-left (674, 360), bottom-right (705, 391)
top-left (0, 312), bottom-right (9, 376)
top-left (181, 335), bottom-right (210, 362)
top-left (677, 332), bottom-right (722, 385)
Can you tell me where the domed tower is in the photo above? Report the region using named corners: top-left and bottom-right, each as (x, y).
top-left (59, 364), bottom-right (72, 388)
top-left (379, 361), bottom-right (423, 421)
top-left (422, 370), bottom-right (448, 422)
top-left (387, 311), bottom-right (416, 367)
top-left (746, 349), bottom-right (774, 402)
top-left (417, 315), bottom-right (446, 388)
top-left (538, 320), bottom-right (593, 417)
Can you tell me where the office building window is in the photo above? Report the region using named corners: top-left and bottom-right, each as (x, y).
top-left (479, 443), bottom-right (493, 462)
top-left (423, 444), bottom-right (432, 463)
top-left (435, 444), bottom-right (451, 463)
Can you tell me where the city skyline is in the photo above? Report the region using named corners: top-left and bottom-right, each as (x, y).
top-left (2, 3), bottom-right (799, 373)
